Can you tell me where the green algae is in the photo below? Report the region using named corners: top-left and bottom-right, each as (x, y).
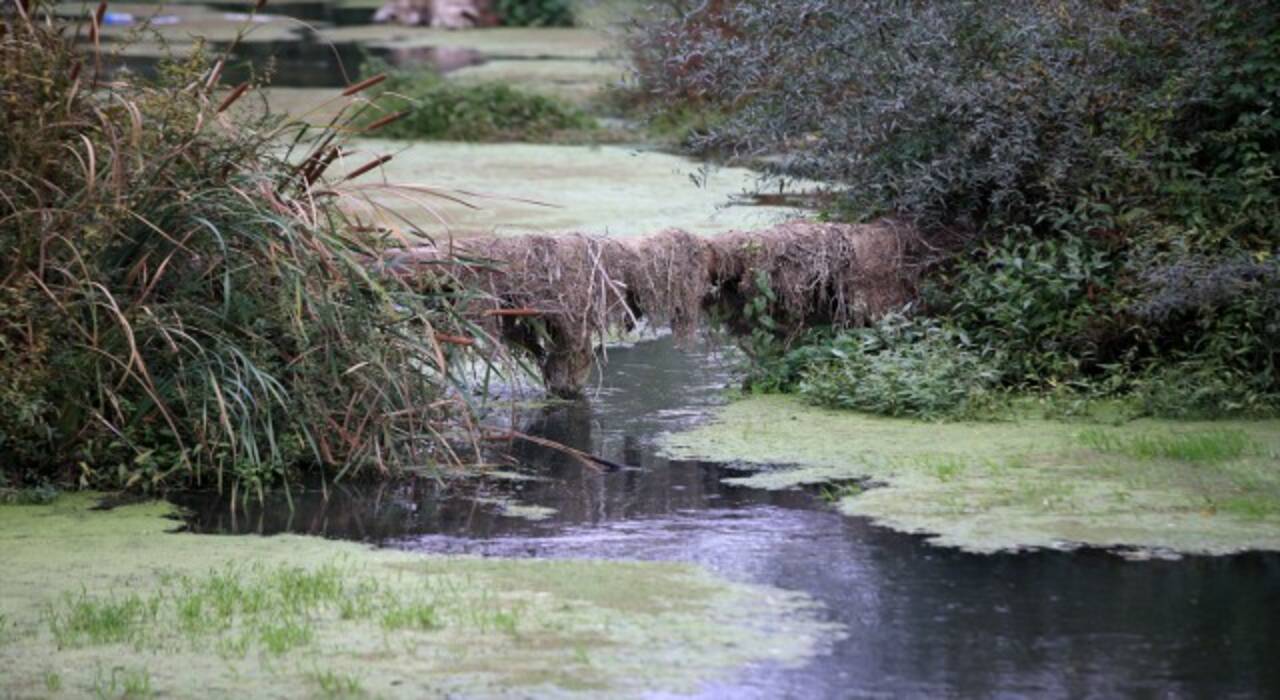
top-left (340, 140), bottom-right (798, 237)
top-left (0, 494), bottom-right (833, 698)
top-left (662, 395), bottom-right (1280, 555)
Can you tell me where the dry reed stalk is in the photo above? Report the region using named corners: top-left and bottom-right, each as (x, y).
top-left (390, 221), bottom-right (919, 397)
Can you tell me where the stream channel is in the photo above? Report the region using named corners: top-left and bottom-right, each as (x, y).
top-left (173, 336), bottom-right (1280, 698)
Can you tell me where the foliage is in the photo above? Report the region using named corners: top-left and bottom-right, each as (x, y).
top-left (362, 68), bottom-right (594, 141)
top-left (628, 0), bottom-right (1279, 236)
top-left (0, 4), bottom-right (495, 491)
top-left (1078, 427), bottom-right (1257, 464)
top-left (497, 0), bottom-right (574, 27)
top-left (627, 0), bottom-right (1280, 415)
top-left (750, 314), bottom-right (1001, 420)
top-left (934, 234), bottom-right (1122, 385)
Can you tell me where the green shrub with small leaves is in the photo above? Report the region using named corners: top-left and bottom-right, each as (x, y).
top-left (362, 69), bottom-right (594, 141)
top-left (496, 0), bottom-right (574, 27)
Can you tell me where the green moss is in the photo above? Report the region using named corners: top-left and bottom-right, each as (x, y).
top-left (663, 395), bottom-right (1280, 555)
top-left (0, 494), bottom-right (833, 697)
top-left (342, 140), bottom-right (803, 238)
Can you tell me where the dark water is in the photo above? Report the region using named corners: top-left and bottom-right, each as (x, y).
top-left (175, 337), bottom-right (1280, 699)
top-left (101, 39), bottom-right (483, 88)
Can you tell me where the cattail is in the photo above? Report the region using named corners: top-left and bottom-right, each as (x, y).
top-left (341, 74), bottom-right (386, 97)
top-left (204, 59), bottom-right (224, 89)
top-left (362, 110), bottom-right (409, 133)
top-left (340, 155), bottom-right (392, 183)
top-left (303, 147), bottom-right (340, 186)
top-left (433, 333), bottom-right (475, 347)
top-left (484, 308), bottom-right (545, 317)
top-left (69, 61), bottom-right (82, 83)
top-left (216, 82), bottom-right (250, 113)
top-left (89, 0), bottom-right (108, 42)
top-left (253, 0), bottom-right (269, 12)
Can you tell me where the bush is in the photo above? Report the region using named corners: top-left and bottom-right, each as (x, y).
top-left (934, 234), bottom-right (1123, 385)
top-left (497, 0), bottom-right (574, 27)
top-left (628, 0), bottom-right (1280, 409)
top-left (753, 315), bottom-right (1001, 420)
top-left (0, 8), bottom-right (491, 491)
top-left (628, 0), bottom-right (1279, 238)
top-left (361, 69), bottom-right (594, 141)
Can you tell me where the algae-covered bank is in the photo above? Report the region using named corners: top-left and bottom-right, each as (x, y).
top-left (0, 495), bottom-right (832, 698)
top-left (663, 396), bottom-right (1280, 556)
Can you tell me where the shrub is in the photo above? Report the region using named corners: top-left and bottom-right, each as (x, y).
top-left (934, 234), bottom-right (1123, 385)
top-left (361, 69), bottom-right (594, 141)
top-left (629, 0), bottom-right (1280, 406)
top-left (767, 315), bottom-right (1001, 420)
top-left (0, 6), bottom-right (492, 491)
top-left (497, 0), bottom-right (574, 27)
top-left (628, 0), bottom-right (1279, 238)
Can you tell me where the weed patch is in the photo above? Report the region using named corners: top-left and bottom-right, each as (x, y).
top-left (1079, 429), bottom-right (1257, 464)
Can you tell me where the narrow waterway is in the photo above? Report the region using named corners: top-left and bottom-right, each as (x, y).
top-left (175, 337), bottom-right (1280, 698)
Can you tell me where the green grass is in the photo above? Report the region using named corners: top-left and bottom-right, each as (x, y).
top-left (308, 669), bottom-right (367, 699)
top-left (46, 593), bottom-right (157, 648)
top-left (35, 561), bottom-right (538, 658)
top-left (1079, 428), bottom-right (1258, 463)
top-left (91, 666), bottom-right (153, 699)
top-left (43, 669), bottom-right (62, 692)
top-left (380, 601), bottom-right (442, 632)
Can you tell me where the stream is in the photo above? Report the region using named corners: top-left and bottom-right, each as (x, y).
top-left (173, 336), bottom-right (1280, 698)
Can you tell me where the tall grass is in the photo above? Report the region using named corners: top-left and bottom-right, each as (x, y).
top-left (1079, 428), bottom-right (1257, 464)
top-left (0, 0), bottom-right (499, 492)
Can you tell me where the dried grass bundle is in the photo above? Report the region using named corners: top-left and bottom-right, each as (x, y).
top-left (399, 221), bottom-right (919, 396)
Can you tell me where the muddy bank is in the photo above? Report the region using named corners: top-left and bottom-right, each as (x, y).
top-left (0, 494), bottom-right (832, 698)
top-left (663, 395), bottom-right (1280, 555)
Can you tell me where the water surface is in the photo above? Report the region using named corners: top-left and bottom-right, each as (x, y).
top-left (177, 337), bottom-right (1280, 698)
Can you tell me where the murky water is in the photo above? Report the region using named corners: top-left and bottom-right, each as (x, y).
top-left (104, 40), bottom-right (482, 88)
top-left (176, 337), bottom-right (1280, 698)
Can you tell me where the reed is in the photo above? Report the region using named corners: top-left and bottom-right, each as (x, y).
top-left (0, 0), bottom-right (502, 492)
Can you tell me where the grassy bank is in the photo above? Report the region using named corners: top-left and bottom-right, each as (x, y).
top-left (664, 396), bottom-right (1280, 555)
top-left (0, 494), bottom-right (832, 697)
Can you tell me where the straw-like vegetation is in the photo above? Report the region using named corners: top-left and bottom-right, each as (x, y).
top-left (0, 0), bottom-right (499, 492)
top-left (386, 221), bottom-right (918, 396)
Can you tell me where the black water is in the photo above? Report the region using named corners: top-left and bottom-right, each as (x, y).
top-left (175, 337), bottom-right (1280, 699)
top-left (102, 39), bottom-right (483, 88)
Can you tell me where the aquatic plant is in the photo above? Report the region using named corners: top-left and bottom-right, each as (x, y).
top-left (308, 670), bottom-right (366, 699)
top-left (1078, 428), bottom-right (1257, 464)
top-left (0, 1), bottom-right (502, 491)
top-left (360, 66), bottom-right (594, 142)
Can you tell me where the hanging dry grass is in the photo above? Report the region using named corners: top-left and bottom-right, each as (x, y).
top-left (389, 221), bottom-right (920, 397)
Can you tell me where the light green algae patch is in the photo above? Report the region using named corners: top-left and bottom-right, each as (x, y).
top-left (341, 140), bottom-right (795, 237)
top-left (0, 494), bottom-right (832, 698)
top-left (663, 395), bottom-right (1280, 555)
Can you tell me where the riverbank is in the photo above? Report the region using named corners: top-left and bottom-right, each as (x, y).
top-left (663, 395), bottom-right (1280, 556)
top-left (0, 493), bottom-right (831, 697)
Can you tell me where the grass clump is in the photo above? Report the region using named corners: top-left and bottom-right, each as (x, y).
top-left (91, 666), bottom-right (153, 699)
top-left (0, 3), bottom-right (496, 492)
top-left (379, 600), bottom-right (442, 631)
top-left (1079, 428), bottom-right (1258, 464)
top-left (361, 68), bottom-right (595, 142)
top-left (308, 670), bottom-right (366, 699)
top-left (47, 593), bottom-right (158, 648)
